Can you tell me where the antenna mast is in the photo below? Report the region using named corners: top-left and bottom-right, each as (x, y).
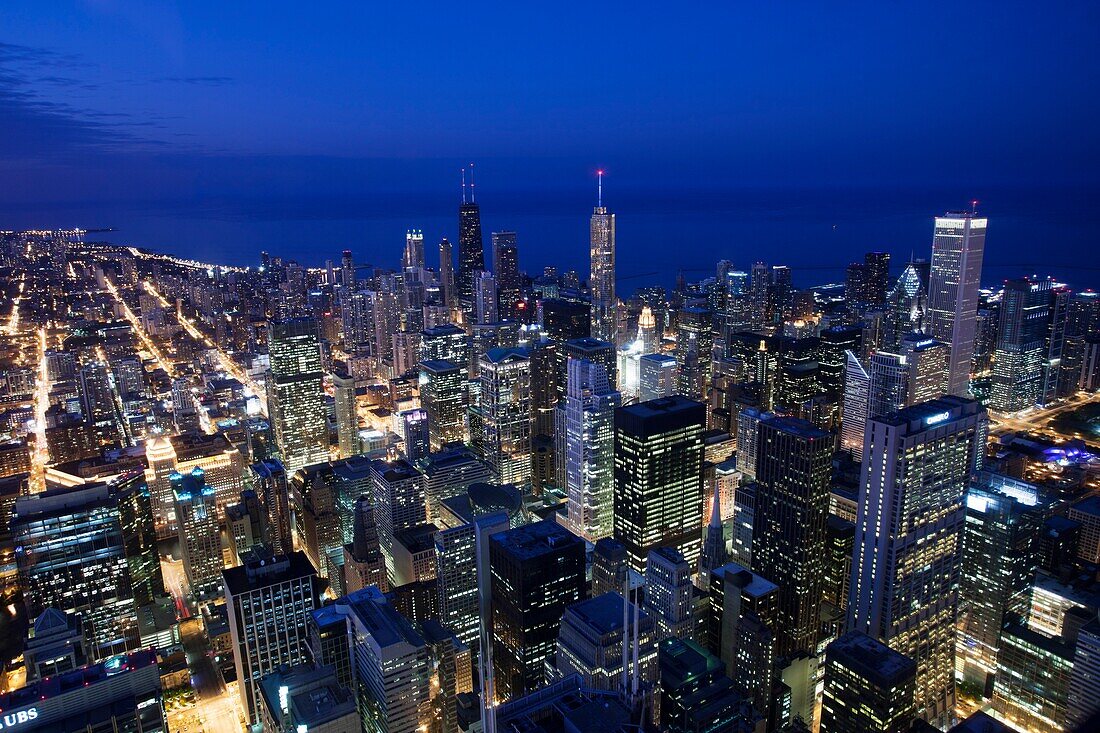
top-left (470, 162), bottom-right (476, 204)
top-left (598, 169), bottom-right (604, 208)
top-left (461, 167), bottom-right (467, 205)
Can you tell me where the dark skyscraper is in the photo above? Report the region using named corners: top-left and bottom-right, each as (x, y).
top-left (458, 168), bottom-right (485, 312)
top-left (439, 237), bottom-right (457, 309)
top-left (864, 251), bottom-right (891, 306)
top-left (613, 396), bottom-right (706, 573)
top-left (492, 231), bottom-right (521, 320)
top-left (990, 277), bottom-right (1054, 412)
top-left (820, 630), bottom-right (917, 733)
top-left (751, 415), bottom-right (832, 658)
top-left (956, 475), bottom-right (1043, 690)
top-left (489, 520), bottom-right (586, 700)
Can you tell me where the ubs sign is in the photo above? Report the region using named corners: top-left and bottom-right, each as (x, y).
top-left (0, 709), bottom-right (39, 729)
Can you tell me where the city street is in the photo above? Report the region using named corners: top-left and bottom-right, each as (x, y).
top-left (140, 279), bottom-right (268, 416)
top-left (179, 617), bottom-right (245, 733)
top-left (988, 389), bottom-right (1100, 439)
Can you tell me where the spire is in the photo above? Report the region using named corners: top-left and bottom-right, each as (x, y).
top-left (709, 484), bottom-right (722, 529)
top-left (700, 488), bottom-right (727, 579)
top-left (469, 162), bottom-right (476, 203)
top-left (461, 167), bottom-right (467, 205)
top-left (597, 169), bottom-right (604, 208)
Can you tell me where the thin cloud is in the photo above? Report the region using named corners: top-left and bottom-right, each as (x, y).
top-left (0, 41), bottom-right (176, 160)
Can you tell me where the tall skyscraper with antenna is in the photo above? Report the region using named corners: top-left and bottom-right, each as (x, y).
top-left (590, 171), bottom-right (616, 344)
top-left (403, 229), bottom-right (425, 271)
top-left (458, 165), bottom-right (486, 315)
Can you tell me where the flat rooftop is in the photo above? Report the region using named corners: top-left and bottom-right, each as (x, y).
top-left (827, 630), bottom-right (916, 687)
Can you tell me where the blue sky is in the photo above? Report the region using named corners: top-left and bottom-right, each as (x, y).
top-left (1, 2), bottom-right (1098, 279)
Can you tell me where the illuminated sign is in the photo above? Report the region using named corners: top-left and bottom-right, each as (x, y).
top-left (925, 411), bottom-right (951, 426)
top-left (0, 709), bottom-right (40, 729)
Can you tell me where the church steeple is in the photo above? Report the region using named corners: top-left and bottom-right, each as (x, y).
top-left (699, 487), bottom-right (727, 581)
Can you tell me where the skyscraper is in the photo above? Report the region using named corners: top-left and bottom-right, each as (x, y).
top-left (489, 520), bottom-right (586, 699)
top-left (882, 260), bottom-right (930, 351)
top-left (848, 396), bottom-right (988, 729)
top-left (438, 237), bottom-right (457, 310)
top-left (397, 408), bottom-right (430, 462)
top-left (927, 211), bottom-right (987, 397)
top-left (751, 415), bottom-right (832, 658)
top-left (478, 347), bottom-right (532, 486)
top-left (706, 561), bottom-right (779, 709)
top-left (492, 231), bottom-right (521, 320)
top-left (749, 261), bottom-right (771, 332)
top-left (956, 476), bottom-right (1042, 689)
top-left (224, 550), bottom-right (326, 726)
top-left (990, 276), bottom-right (1054, 412)
top-left (1058, 290), bottom-right (1100, 396)
top-left (12, 480), bottom-right (152, 660)
top-left (638, 353), bottom-right (678, 402)
top-left (613, 396), bottom-right (705, 573)
top-left (419, 360), bottom-right (467, 451)
top-left (172, 468), bottom-right (223, 600)
top-left (458, 172), bottom-right (485, 313)
top-left (864, 251), bottom-right (892, 307)
top-left (332, 370), bottom-right (359, 458)
top-left (552, 591), bottom-right (657, 692)
top-left (589, 172), bottom-right (616, 344)
top-left (475, 270), bottom-right (498, 324)
top-left (369, 458), bottom-right (427, 580)
top-left (343, 494), bottom-right (388, 594)
top-left (645, 546), bottom-right (695, 640)
top-left (321, 587), bottom-right (432, 733)
top-left (820, 631), bottom-right (917, 733)
top-left (434, 511), bottom-right (509, 649)
top-left (559, 358), bottom-right (621, 542)
top-left (404, 229), bottom-right (425, 271)
top-left (658, 637), bottom-right (757, 733)
top-left (840, 351), bottom-right (870, 457)
top-left (267, 318), bottom-right (329, 474)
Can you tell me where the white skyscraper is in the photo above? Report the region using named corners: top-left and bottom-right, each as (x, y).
top-left (927, 211), bottom-right (987, 397)
top-left (475, 270), bottom-right (498, 324)
top-left (638, 353), bottom-right (677, 403)
top-left (590, 172), bottom-right (616, 344)
top-left (847, 396), bottom-right (988, 730)
top-left (839, 351), bottom-right (870, 458)
top-left (559, 358), bottom-right (621, 541)
top-left (403, 229), bottom-right (425, 271)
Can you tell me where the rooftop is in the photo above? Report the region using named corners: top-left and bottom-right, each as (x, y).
top-left (420, 358), bottom-right (461, 374)
top-left (826, 630), bottom-right (916, 687)
top-left (1070, 495), bottom-right (1100, 518)
top-left (491, 519), bottom-right (584, 561)
top-left (0, 650), bottom-right (158, 710)
top-left (346, 587), bottom-right (425, 649)
top-left (564, 592), bottom-right (646, 636)
top-left (618, 394), bottom-right (704, 423)
top-left (259, 664), bottom-right (356, 728)
top-left (222, 550), bottom-right (320, 596)
top-left (395, 523), bottom-right (440, 554)
top-left (713, 561), bottom-right (779, 599)
top-left (371, 458), bottom-right (421, 484)
top-left (874, 395), bottom-right (984, 430)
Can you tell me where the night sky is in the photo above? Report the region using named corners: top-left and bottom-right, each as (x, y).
top-left (2, 2), bottom-right (1098, 287)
